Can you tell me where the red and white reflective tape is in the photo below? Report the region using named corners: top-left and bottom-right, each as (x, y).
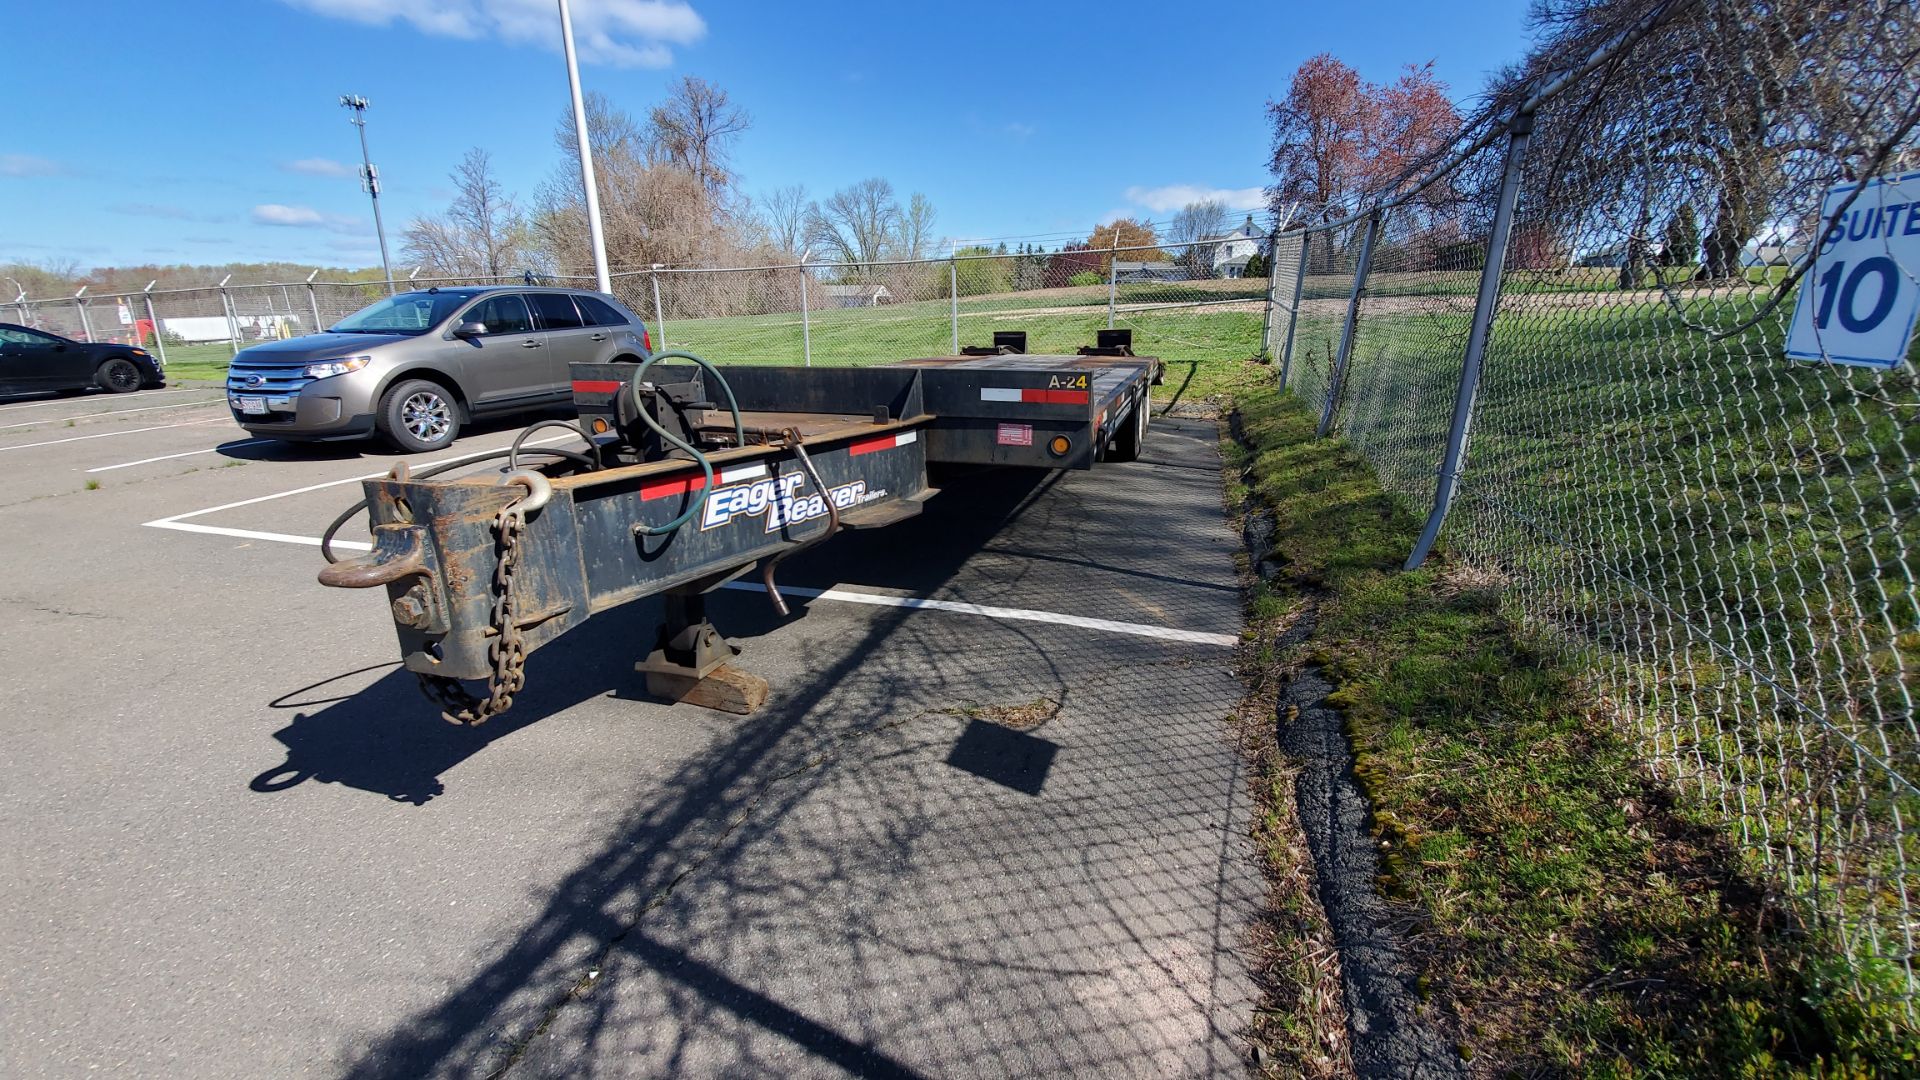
top-left (848, 430), bottom-right (919, 456)
top-left (639, 462), bottom-right (769, 502)
top-left (980, 387), bottom-right (1091, 405)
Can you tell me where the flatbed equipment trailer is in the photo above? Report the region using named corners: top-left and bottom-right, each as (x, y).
top-left (319, 331), bottom-right (1163, 722)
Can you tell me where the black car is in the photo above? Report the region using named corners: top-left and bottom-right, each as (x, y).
top-left (0, 323), bottom-right (166, 396)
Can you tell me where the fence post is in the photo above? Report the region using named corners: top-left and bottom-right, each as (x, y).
top-left (799, 266), bottom-right (812, 368)
top-left (949, 253), bottom-right (960, 353)
top-left (73, 286), bottom-right (93, 342)
top-left (1317, 210), bottom-right (1381, 438)
top-left (1278, 231), bottom-right (1309, 390)
top-left (1260, 228), bottom-right (1281, 360)
top-left (1405, 113), bottom-right (1534, 570)
top-left (650, 266), bottom-right (667, 350)
top-left (305, 270), bottom-right (322, 335)
top-left (1106, 236), bottom-right (1119, 329)
top-left (141, 282), bottom-right (167, 368)
top-left (217, 275), bottom-right (241, 356)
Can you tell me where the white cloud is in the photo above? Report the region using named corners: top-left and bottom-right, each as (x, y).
top-left (1123, 184), bottom-right (1267, 214)
top-left (1004, 122), bottom-right (1036, 139)
top-left (0, 154), bottom-right (66, 177)
top-left (278, 0), bottom-right (705, 67)
top-left (251, 204), bottom-right (368, 234)
top-left (252, 203), bottom-right (327, 226)
top-left (283, 157), bottom-right (355, 177)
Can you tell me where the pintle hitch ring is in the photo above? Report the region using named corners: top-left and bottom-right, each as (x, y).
top-left (317, 525), bottom-right (433, 589)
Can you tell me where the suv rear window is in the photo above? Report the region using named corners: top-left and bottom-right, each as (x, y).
top-left (574, 294), bottom-right (629, 327)
top-left (528, 293), bottom-right (584, 330)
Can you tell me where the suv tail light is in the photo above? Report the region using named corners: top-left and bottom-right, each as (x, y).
top-left (642, 327), bottom-right (653, 352)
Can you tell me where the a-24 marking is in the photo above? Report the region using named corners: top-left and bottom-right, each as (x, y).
top-left (1046, 374), bottom-right (1090, 389)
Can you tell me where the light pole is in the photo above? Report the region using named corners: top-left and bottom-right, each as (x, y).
top-left (556, 0), bottom-right (611, 292)
top-left (339, 94), bottom-right (396, 294)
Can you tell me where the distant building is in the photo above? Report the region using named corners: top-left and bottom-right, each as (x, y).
top-left (1743, 242), bottom-right (1808, 269)
top-left (1112, 261), bottom-right (1188, 284)
top-left (1576, 242), bottom-right (1630, 268)
top-left (1202, 216), bottom-right (1265, 276)
top-left (820, 284), bottom-right (892, 308)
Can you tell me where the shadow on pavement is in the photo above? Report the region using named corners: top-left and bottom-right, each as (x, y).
top-left (251, 424), bottom-right (1255, 1077)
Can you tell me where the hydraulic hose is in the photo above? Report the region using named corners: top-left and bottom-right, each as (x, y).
top-left (510, 418), bottom-right (602, 472)
top-left (318, 446), bottom-right (585, 564)
top-left (625, 350), bottom-right (745, 537)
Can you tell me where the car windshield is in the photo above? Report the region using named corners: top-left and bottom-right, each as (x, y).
top-left (328, 292), bottom-right (473, 335)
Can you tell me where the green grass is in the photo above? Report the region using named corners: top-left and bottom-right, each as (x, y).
top-left (1286, 276), bottom-right (1920, 1023)
top-left (155, 341), bottom-right (238, 383)
top-left (1230, 383), bottom-right (1920, 1076)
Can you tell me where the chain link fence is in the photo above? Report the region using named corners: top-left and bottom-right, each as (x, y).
top-left (1275, 0), bottom-right (1920, 1009)
top-left (9, 236), bottom-right (1283, 376)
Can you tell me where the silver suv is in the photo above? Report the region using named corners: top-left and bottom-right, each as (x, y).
top-left (227, 286), bottom-right (652, 451)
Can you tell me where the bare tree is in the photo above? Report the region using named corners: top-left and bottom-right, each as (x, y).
top-left (554, 90), bottom-right (647, 165)
top-left (647, 76), bottom-right (750, 198)
top-left (757, 184), bottom-right (811, 260)
top-left (897, 193), bottom-right (938, 260)
top-left (536, 93), bottom-right (739, 274)
top-left (1166, 198), bottom-right (1230, 279)
top-left (403, 148), bottom-right (526, 278)
top-left (806, 179), bottom-right (902, 267)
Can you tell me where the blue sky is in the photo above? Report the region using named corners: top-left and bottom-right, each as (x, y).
top-left (0, 0), bottom-right (1534, 274)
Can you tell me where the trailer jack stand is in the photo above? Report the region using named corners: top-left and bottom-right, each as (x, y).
top-left (636, 590), bottom-right (770, 715)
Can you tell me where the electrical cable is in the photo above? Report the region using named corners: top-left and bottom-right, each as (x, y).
top-left (624, 350), bottom-right (744, 537)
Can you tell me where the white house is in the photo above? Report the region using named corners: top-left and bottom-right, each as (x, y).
top-left (1203, 216), bottom-right (1264, 277)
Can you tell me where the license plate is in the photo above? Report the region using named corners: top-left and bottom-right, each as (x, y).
top-left (234, 396), bottom-right (267, 415)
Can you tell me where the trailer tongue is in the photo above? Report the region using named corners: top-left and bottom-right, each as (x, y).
top-left (318, 331), bottom-right (1161, 722)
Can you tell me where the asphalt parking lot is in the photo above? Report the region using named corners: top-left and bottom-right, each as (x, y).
top-left (0, 382), bottom-right (1259, 1078)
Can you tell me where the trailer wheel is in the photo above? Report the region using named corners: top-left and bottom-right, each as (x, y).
top-left (1107, 392), bottom-right (1150, 462)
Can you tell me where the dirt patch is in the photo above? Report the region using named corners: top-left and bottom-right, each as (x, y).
top-left (938, 696), bottom-right (1060, 730)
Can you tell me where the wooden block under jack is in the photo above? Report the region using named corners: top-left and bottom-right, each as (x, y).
top-left (644, 663), bottom-right (769, 715)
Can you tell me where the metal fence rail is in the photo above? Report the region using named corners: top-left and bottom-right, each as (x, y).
top-left (1277, 0), bottom-right (1920, 1009)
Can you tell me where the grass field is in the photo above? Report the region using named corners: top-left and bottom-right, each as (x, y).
top-left (1231, 386), bottom-right (1917, 1075)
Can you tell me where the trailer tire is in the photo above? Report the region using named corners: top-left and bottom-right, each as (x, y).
top-left (1107, 392), bottom-right (1150, 462)
top-left (377, 378), bottom-right (461, 453)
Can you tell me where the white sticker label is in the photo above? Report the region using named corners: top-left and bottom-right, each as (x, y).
top-left (996, 423), bottom-right (1033, 447)
top-left (1785, 169), bottom-right (1920, 370)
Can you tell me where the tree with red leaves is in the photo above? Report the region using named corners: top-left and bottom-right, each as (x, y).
top-left (1266, 55), bottom-right (1461, 224)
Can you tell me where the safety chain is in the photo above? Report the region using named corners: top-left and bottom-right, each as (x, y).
top-left (415, 485), bottom-right (533, 726)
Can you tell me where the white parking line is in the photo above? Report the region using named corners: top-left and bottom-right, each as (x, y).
top-left (87, 439), bottom-right (274, 473)
top-left (0, 387), bottom-right (206, 413)
top-left (141, 435), bottom-right (576, 534)
top-left (0, 417), bottom-right (231, 452)
top-left (0, 396), bottom-right (224, 430)
top-left (720, 581), bottom-right (1239, 647)
top-left (139, 450), bottom-right (1236, 647)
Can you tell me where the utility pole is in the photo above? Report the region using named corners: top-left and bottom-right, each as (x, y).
top-left (557, 0), bottom-right (612, 293)
top-left (339, 94), bottom-right (395, 294)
